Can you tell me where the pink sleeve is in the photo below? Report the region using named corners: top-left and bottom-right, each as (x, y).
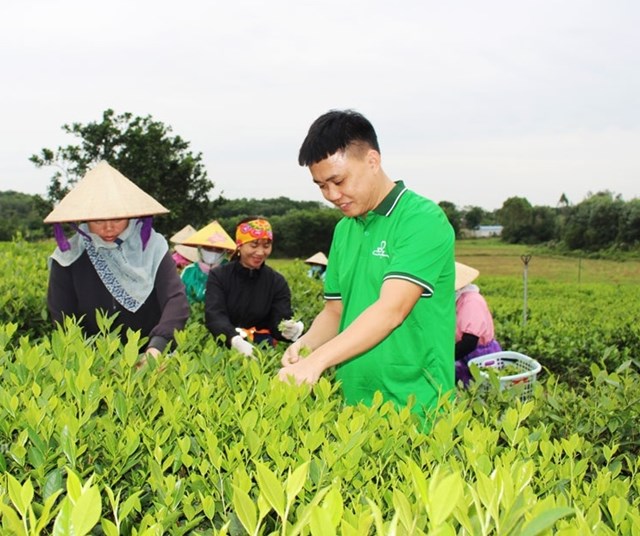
top-left (455, 292), bottom-right (495, 345)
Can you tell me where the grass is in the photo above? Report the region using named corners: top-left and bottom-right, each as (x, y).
top-left (456, 238), bottom-right (640, 285)
top-left (272, 238), bottom-right (640, 286)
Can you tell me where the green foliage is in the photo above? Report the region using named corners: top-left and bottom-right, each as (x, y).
top-left (463, 206), bottom-right (484, 230)
top-left (438, 201), bottom-right (461, 237)
top-left (483, 277), bottom-right (640, 387)
top-left (498, 196), bottom-right (534, 243)
top-left (0, 239), bottom-right (49, 339)
top-left (213, 202), bottom-right (341, 259)
top-left (2, 239), bottom-right (640, 533)
top-left (0, 191), bottom-right (49, 241)
top-left (215, 197), bottom-right (325, 219)
top-left (0, 319), bottom-right (638, 533)
top-left (30, 109), bottom-right (215, 235)
top-left (277, 260), bottom-right (325, 328)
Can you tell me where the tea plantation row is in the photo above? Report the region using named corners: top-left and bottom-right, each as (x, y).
top-left (0, 239), bottom-right (638, 534)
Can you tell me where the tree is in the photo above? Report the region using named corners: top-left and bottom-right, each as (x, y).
top-left (0, 191), bottom-right (49, 241)
top-left (30, 109), bottom-right (215, 234)
top-left (438, 201), bottom-right (461, 237)
top-left (618, 198), bottom-right (640, 247)
top-left (498, 196), bottom-right (533, 243)
top-left (463, 206), bottom-right (484, 230)
top-left (271, 208), bottom-right (342, 258)
top-left (563, 191), bottom-right (623, 251)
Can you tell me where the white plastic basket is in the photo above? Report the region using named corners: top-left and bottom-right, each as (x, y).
top-left (468, 351), bottom-right (541, 399)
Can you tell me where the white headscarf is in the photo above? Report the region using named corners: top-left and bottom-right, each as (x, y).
top-left (49, 219), bottom-right (168, 312)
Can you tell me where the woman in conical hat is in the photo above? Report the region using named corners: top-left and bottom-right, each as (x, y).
top-left (45, 161), bottom-right (189, 362)
top-left (304, 251), bottom-right (328, 280)
top-left (204, 216), bottom-right (303, 358)
top-left (169, 224), bottom-right (199, 271)
top-left (178, 220), bottom-right (236, 304)
top-left (454, 261), bottom-right (502, 386)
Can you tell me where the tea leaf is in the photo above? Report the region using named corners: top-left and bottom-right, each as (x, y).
top-left (7, 473), bottom-right (30, 517)
top-left (232, 484), bottom-right (257, 535)
top-left (519, 507), bottom-right (575, 536)
top-left (43, 468), bottom-right (64, 500)
top-left (53, 499), bottom-right (73, 536)
top-left (428, 472), bottom-right (463, 526)
top-left (286, 461), bottom-right (310, 503)
top-left (101, 518), bottom-right (119, 536)
top-left (0, 502), bottom-right (25, 536)
top-left (255, 461), bottom-right (285, 519)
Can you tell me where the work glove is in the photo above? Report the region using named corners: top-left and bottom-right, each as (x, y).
top-left (231, 335), bottom-right (255, 358)
top-left (280, 319), bottom-right (304, 342)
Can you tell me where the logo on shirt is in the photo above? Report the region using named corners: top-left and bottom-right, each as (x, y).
top-left (372, 240), bottom-right (389, 258)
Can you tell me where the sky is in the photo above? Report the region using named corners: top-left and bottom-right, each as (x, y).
top-left (1, 0), bottom-right (638, 211)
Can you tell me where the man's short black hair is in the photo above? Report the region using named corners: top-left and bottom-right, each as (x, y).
top-left (298, 109), bottom-right (380, 166)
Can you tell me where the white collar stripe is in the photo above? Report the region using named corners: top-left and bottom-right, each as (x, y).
top-left (384, 187), bottom-right (408, 217)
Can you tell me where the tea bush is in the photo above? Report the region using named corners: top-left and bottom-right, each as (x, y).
top-left (0, 319), bottom-right (639, 534)
top-left (1, 239), bottom-right (640, 533)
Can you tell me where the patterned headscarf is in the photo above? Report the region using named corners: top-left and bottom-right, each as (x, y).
top-left (235, 218), bottom-right (273, 247)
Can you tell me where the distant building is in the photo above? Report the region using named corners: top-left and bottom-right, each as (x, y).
top-left (465, 225), bottom-right (503, 238)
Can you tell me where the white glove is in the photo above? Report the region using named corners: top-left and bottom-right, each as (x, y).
top-left (280, 319), bottom-right (304, 342)
top-left (231, 335), bottom-right (255, 357)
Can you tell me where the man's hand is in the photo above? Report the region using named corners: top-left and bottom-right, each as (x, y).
top-left (278, 357), bottom-right (323, 385)
top-left (281, 339), bottom-right (304, 366)
top-left (280, 319), bottom-right (304, 341)
top-left (231, 335), bottom-right (255, 358)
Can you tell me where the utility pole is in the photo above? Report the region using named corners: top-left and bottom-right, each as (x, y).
top-left (521, 254), bottom-right (532, 327)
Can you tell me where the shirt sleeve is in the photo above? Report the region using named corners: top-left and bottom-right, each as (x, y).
top-left (384, 201), bottom-right (454, 297)
top-left (147, 252), bottom-right (190, 351)
top-left (267, 271), bottom-right (294, 339)
top-left (47, 258), bottom-right (78, 326)
top-left (204, 267), bottom-right (238, 346)
top-left (455, 292), bottom-right (495, 344)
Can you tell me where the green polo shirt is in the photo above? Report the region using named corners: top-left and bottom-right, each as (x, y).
top-left (324, 181), bottom-right (455, 419)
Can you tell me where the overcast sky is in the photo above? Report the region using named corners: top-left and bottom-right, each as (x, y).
top-left (1, 0), bottom-right (638, 211)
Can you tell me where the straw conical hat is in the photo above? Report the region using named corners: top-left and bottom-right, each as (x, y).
top-left (455, 262), bottom-right (479, 290)
top-left (182, 221), bottom-right (236, 251)
top-left (305, 251), bottom-right (328, 266)
top-left (44, 161), bottom-right (169, 223)
top-left (170, 224), bottom-right (197, 244)
top-left (173, 244), bottom-right (199, 263)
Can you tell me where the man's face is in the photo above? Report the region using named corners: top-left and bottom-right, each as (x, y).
top-left (309, 148), bottom-right (379, 217)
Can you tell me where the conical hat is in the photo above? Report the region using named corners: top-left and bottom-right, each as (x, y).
top-left (173, 244), bottom-right (199, 263)
top-left (170, 224), bottom-right (197, 244)
top-left (44, 161), bottom-right (169, 223)
top-left (181, 221), bottom-right (236, 251)
top-left (305, 251), bottom-right (328, 266)
top-left (455, 262), bottom-right (480, 290)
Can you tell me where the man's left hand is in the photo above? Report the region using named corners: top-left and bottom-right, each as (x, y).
top-left (278, 356), bottom-right (322, 385)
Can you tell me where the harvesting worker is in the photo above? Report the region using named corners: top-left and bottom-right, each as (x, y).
top-left (169, 224), bottom-right (199, 272)
top-left (178, 220), bottom-right (236, 304)
top-left (204, 216), bottom-right (304, 358)
top-left (45, 161), bottom-right (190, 362)
top-left (278, 109), bottom-right (456, 420)
top-left (304, 251), bottom-right (328, 280)
top-left (454, 261), bottom-right (502, 386)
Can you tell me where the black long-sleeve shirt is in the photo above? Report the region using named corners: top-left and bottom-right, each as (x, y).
top-left (48, 251), bottom-right (189, 352)
top-left (204, 259), bottom-right (293, 346)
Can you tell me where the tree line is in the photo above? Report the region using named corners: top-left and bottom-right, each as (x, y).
top-left (3, 109), bottom-right (638, 256)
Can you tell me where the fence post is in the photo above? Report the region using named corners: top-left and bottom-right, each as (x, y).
top-left (521, 254), bottom-right (532, 327)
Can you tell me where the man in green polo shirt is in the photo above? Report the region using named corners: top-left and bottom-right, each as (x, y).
top-left (278, 109), bottom-right (455, 420)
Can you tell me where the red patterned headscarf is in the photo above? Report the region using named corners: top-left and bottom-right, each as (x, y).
top-left (235, 218), bottom-right (273, 247)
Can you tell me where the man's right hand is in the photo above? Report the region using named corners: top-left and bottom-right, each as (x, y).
top-left (281, 340), bottom-right (303, 366)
